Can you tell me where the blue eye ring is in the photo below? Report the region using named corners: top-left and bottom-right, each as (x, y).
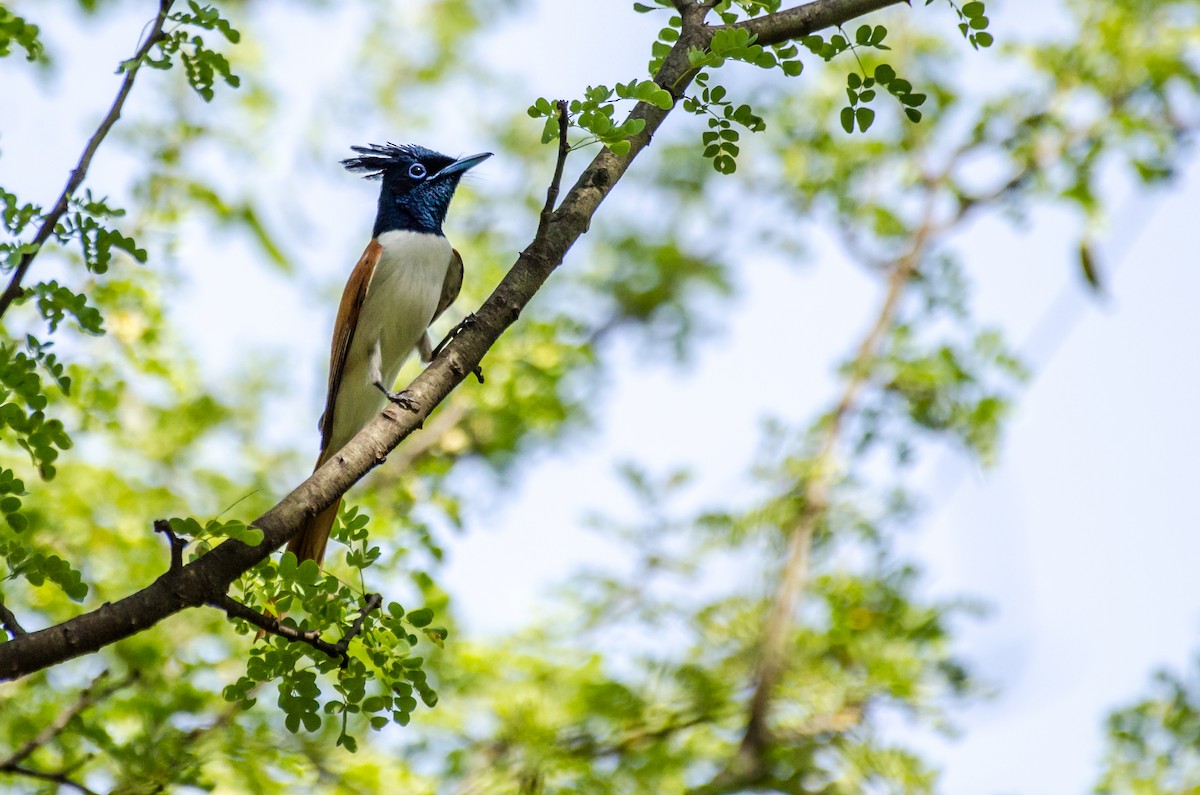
top-left (408, 162), bottom-right (427, 180)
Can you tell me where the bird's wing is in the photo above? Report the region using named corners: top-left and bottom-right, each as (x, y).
top-left (433, 247), bottom-right (464, 324)
top-left (318, 239), bottom-right (381, 455)
top-left (418, 247), bottom-right (464, 363)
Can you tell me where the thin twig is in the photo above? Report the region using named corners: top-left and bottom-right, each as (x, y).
top-left (153, 519), bottom-right (188, 572)
top-left (0, 764), bottom-right (101, 795)
top-left (563, 713), bottom-right (712, 759)
top-left (1, 670), bottom-right (135, 768)
top-left (727, 190), bottom-right (940, 785)
top-left (0, 599), bottom-right (27, 638)
top-left (213, 593), bottom-right (382, 667)
top-left (0, 669), bottom-right (136, 795)
top-left (0, 0), bottom-right (175, 320)
top-left (539, 100), bottom-right (570, 230)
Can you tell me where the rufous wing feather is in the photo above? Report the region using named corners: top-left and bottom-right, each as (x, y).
top-left (289, 240), bottom-right (380, 565)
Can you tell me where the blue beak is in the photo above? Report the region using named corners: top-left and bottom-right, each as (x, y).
top-left (433, 152), bottom-right (493, 180)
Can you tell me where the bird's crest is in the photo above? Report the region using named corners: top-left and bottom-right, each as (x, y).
top-left (341, 143), bottom-right (437, 180)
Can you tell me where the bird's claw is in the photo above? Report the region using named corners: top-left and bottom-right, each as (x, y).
top-left (431, 314), bottom-right (485, 383)
top-left (384, 389), bottom-right (420, 413)
top-left (430, 313), bottom-right (478, 360)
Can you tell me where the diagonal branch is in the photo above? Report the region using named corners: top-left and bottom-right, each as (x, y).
top-left (0, 765), bottom-right (101, 795)
top-left (699, 191), bottom-right (940, 794)
top-left (0, 669), bottom-right (136, 795)
top-left (213, 593), bottom-right (382, 667)
top-left (0, 0), bottom-right (174, 320)
top-left (0, 0), bottom-right (909, 682)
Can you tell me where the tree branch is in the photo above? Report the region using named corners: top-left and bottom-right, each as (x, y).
top-left (539, 100), bottom-right (570, 230)
top-left (0, 670), bottom-right (136, 795)
top-left (212, 592), bottom-right (382, 667)
top-left (153, 518), bottom-right (188, 572)
top-left (702, 189), bottom-right (940, 793)
top-left (729, 0), bottom-right (903, 46)
top-left (0, 764), bottom-right (101, 795)
top-left (0, 0), bottom-right (174, 320)
top-left (0, 599), bottom-right (27, 638)
top-left (0, 0), bottom-right (908, 682)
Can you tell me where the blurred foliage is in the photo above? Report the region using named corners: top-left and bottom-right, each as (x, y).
top-left (0, 0), bottom-right (1197, 792)
top-left (1096, 658), bottom-right (1200, 795)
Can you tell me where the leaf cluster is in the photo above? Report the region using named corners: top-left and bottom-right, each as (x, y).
top-left (0, 4), bottom-right (42, 62)
top-left (934, 0), bottom-right (993, 50)
top-left (221, 506), bottom-right (446, 752)
top-left (125, 1), bottom-right (241, 102)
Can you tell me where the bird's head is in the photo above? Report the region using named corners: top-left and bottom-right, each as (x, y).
top-left (342, 143), bottom-right (492, 237)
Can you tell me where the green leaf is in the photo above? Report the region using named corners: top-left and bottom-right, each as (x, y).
top-left (406, 608), bottom-right (435, 628)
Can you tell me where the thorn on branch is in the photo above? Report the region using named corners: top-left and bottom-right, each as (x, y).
top-left (539, 100), bottom-right (571, 230)
top-left (213, 593), bottom-right (383, 668)
top-left (153, 519), bottom-right (188, 572)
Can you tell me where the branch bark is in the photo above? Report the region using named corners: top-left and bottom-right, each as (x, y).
top-left (729, 0), bottom-right (900, 46)
top-left (0, 0), bottom-right (174, 320)
top-left (0, 0), bottom-right (907, 682)
top-left (0, 599), bottom-right (27, 638)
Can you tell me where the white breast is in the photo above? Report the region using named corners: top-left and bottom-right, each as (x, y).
top-left (326, 230), bottom-right (452, 454)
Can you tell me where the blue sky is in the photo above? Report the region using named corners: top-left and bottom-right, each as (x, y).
top-left (3, 1), bottom-right (1198, 792)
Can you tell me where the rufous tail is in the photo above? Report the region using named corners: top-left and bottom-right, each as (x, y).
top-left (287, 498), bottom-right (340, 565)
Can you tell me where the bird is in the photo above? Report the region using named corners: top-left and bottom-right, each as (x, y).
top-left (288, 143), bottom-right (492, 565)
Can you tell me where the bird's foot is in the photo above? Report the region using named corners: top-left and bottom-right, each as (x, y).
top-left (431, 314), bottom-right (485, 383)
top-left (430, 313), bottom-right (477, 360)
top-left (377, 385), bottom-right (420, 413)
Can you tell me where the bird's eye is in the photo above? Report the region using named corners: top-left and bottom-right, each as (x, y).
top-left (408, 163), bottom-right (427, 180)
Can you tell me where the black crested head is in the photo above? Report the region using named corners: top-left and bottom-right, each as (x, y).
top-left (342, 143), bottom-right (492, 237)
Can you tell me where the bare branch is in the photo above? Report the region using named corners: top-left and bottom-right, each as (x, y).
top-left (728, 0), bottom-right (905, 47)
top-left (372, 400), bottom-right (470, 482)
top-left (0, 0), bottom-right (174, 320)
top-left (213, 593), bottom-right (382, 667)
top-left (539, 100), bottom-right (571, 230)
top-left (0, 670), bottom-right (136, 794)
top-left (0, 764), bottom-right (101, 795)
top-left (0, 0), bottom-right (909, 683)
top-left (694, 189), bottom-right (942, 793)
top-left (0, 599), bottom-right (27, 638)
top-left (153, 519), bottom-right (188, 572)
